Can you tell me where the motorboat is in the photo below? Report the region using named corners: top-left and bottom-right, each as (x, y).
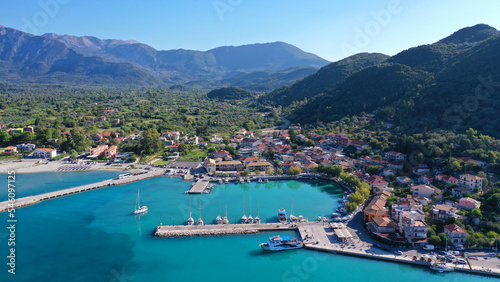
top-left (260, 235), bottom-right (303, 251)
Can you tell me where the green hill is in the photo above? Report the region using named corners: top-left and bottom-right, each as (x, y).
top-left (206, 87), bottom-right (255, 100)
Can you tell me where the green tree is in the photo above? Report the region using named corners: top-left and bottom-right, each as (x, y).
top-left (428, 235), bottom-right (442, 246)
top-left (366, 165), bottom-right (381, 175)
top-left (277, 168), bottom-right (284, 175)
top-left (129, 154), bottom-right (138, 163)
top-left (70, 128), bottom-right (92, 153)
top-left (141, 128), bottom-right (164, 154)
top-left (243, 120), bottom-right (255, 131)
top-left (288, 166), bottom-right (302, 175)
top-left (470, 208), bottom-right (483, 219)
top-left (241, 170), bottom-right (250, 177)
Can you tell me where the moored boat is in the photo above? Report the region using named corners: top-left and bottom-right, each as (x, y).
top-left (278, 208), bottom-right (287, 223)
top-left (430, 263), bottom-right (454, 273)
top-left (260, 235), bottom-right (303, 251)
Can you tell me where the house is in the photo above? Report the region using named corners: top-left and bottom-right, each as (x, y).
top-left (459, 197), bottom-right (481, 210)
top-left (398, 210), bottom-right (428, 246)
top-left (33, 148), bottom-right (57, 158)
top-left (384, 151), bottom-right (407, 161)
top-left (84, 120), bottom-right (94, 126)
top-left (459, 174), bottom-right (483, 192)
top-left (216, 161), bottom-right (242, 172)
top-left (451, 186), bottom-right (470, 198)
top-left (369, 217), bottom-right (397, 233)
top-left (204, 158), bottom-right (216, 174)
top-left (413, 164), bottom-right (430, 175)
top-left (105, 145), bottom-right (118, 158)
top-left (247, 161), bottom-right (273, 172)
top-left (457, 157), bottom-right (487, 167)
top-left (113, 119), bottom-right (120, 125)
top-left (8, 128), bottom-right (24, 134)
top-left (411, 185), bottom-right (437, 199)
top-left (16, 144), bottom-right (36, 151)
top-left (241, 157), bottom-right (259, 166)
top-left (23, 126), bottom-right (34, 133)
top-left (364, 196), bottom-right (388, 222)
top-left (349, 140), bottom-right (369, 150)
top-left (4, 146), bottom-right (17, 153)
top-left (99, 116), bottom-right (106, 121)
top-left (365, 176), bottom-right (389, 190)
top-left (443, 224), bottom-right (467, 247)
top-left (419, 175), bottom-right (434, 185)
top-left (432, 204), bottom-right (457, 221)
top-left (396, 176), bottom-right (414, 186)
top-left (387, 161), bottom-right (404, 171)
top-left (435, 174), bottom-right (459, 185)
top-left (89, 145), bottom-right (109, 158)
top-left (212, 150), bottom-right (230, 159)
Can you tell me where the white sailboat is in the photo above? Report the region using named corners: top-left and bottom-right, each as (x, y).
top-left (240, 195), bottom-right (248, 224)
top-left (197, 200), bottom-right (204, 226)
top-left (133, 189), bottom-right (148, 214)
top-left (255, 202), bottom-right (261, 224)
top-left (290, 195), bottom-right (298, 223)
top-left (248, 199), bottom-right (254, 224)
top-left (223, 205), bottom-right (229, 224)
top-left (216, 194), bottom-right (223, 224)
top-left (187, 196), bottom-right (194, 225)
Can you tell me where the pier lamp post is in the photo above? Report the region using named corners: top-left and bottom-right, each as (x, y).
top-left (172, 219), bottom-right (175, 226)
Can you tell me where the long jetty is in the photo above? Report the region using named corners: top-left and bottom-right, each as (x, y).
top-left (0, 169), bottom-right (165, 213)
top-left (155, 221), bottom-right (317, 237)
top-left (186, 178), bottom-right (209, 194)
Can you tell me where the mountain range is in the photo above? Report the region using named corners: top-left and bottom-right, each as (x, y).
top-left (260, 24), bottom-right (500, 137)
top-left (0, 25), bottom-right (329, 89)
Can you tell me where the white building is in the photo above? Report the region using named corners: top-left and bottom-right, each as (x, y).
top-left (459, 174), bottom-right (483, 192)
top-left (33, 148), bottom-right (57, 158)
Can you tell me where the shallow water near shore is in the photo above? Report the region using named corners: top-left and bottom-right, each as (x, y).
top-left (0, 174), bottom-right (492, 281)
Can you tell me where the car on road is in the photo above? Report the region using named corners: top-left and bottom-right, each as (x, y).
top-left (450, 251), bottom-right (460, 255)
top-left (394, 251), bottom-right (403, 255)
top-left (438, 251), bottom-right (448, 256)
top-left (423, 244), bottom-right (435, 250)
top-left (488, 252), bottom-right (497, 257)
top-left (456, 258), bottom-right (467, 264)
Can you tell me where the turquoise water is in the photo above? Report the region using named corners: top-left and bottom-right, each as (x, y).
top-left (0, 171), bottom-right (122, 201)
top-left (0, 174), bottom-right (492, 281)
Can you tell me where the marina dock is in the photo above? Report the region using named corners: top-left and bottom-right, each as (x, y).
top-left (186, 178), bottom-right (210, 194)
top-left (0, 169), bottom-right (165, 212)
top-left (155, 222), bottom-right (317, 237)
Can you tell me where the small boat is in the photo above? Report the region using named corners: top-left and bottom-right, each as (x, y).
top-left (246, 178), bottom-right (251, 183)
top-left (247, 200), bottom-right (254, 223)
top-left (260, 235), bottom-right (303, 251)
top-left (218, 179), bottom-right (223, 184)
top-left (223, 205), bottom-right (229, 224)
top-left (133, 189), bottom-right (148, 214)
top-left (318, 216), bottom-right (322, 222)
top-left (331, 213), bottom-right (341, 218)
top-left (241, 195), bottom-right (248, 223)
top-left (225, 178), bottom-right (229, 183)
top-left (290, 196), bottom-right (298, 223)
top-left (255, 202), bottom-right (261, 224)
top-left (216, 194), bottom-right (223, 224)
top-left (430, 263), bottom-right (454, 273)
top-left (258, 179), bottom-right (263, 183)
top-left (278, 208), bottom-right (287, 223)
top-left (187, 196), bottom-right (194, 225)
top-left (197, 201), bottom-right (204, 226)
top-left (265, 179), bottom-right (269, 183)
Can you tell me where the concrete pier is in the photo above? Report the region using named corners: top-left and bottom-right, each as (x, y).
top-left (0, 169), bottom-right (165, 213)
top-left (155, 222), bottom-right (317, 237)
top-left (186, 178), bottom-right (209, 194)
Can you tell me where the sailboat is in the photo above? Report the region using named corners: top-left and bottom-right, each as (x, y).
top-left (240, 195), bottom-right (248, 224)
top-left (247, 199), bottom-right (254, 224)
top-left (223, 205), bottom-right (229, 224)
top-left (290, 195), bottom-right (298, 223)
top-left (187, 196), bottom-right (194, 225)
top-left (216, 194), bottom-right (223, 224)
top-left (197, 200), bottom-right (204, 225)
top-left (133, 189), bottom-right (148, 214)
top-left (255, 202), bottom-right (261, 224)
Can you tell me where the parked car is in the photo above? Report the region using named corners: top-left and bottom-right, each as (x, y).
top-left (423, 244), bottom-right (435, 251)
top-left (450, 251), bottom-right (460, 255)
top-left (446, 254), bottom-right (456, 260)
top-left (438, 250), bottom-right (448, 256)
top-left (456, 258), bottom-right (467, 264)
top-left (455, 245), bottom-right (465, 251)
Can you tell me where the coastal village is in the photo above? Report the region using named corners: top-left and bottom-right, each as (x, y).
top-left (1, 122), bottom-right (499, 277)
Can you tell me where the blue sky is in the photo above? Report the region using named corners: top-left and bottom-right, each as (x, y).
top-left (1, 0), bottom-right (499, 61)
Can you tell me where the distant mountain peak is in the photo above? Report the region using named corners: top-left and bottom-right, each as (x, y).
top-left (438, 24), bottom-right (498, 45)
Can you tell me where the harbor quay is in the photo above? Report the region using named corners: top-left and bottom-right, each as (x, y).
top-left (154, 221), bottom-right (318, 237)
top-left (0, 169), bottom-right (165, 213)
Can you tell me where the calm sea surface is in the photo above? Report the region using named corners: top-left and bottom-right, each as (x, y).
top-left (0, 173), bottom-right (492, 281)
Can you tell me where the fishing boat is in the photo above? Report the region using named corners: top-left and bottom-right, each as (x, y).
top-left (278, 208), bottom-right (287, 223)
top-left (187, 197), bottom-right (194, 225)
top-left (265, 179), bottom-right (269, 183)
top-left (133, 189), bottom-right (148, 214)
top-left (260, 235), bottom-right (303, 251)
top-left (430, 263), bottom-right (454, 273)
top-left (197, 201), bottom-right (204, 226)
top-left (258, 178), bottom-right (263, 183)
